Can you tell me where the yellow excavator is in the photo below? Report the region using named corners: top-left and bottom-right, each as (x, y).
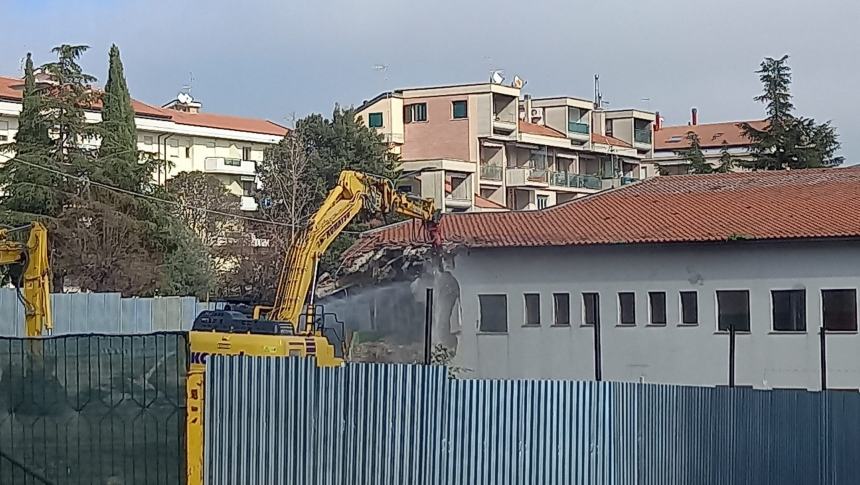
top-left (186, 170), bottom-right (439, 484)
top-left (0, 222), bottom-right (52, 337)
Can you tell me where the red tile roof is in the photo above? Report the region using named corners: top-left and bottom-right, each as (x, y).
top-left (654, 120), bottom-right (767, 150)
top-left (0, 75), bottom-right (287, 136)
top-left (518, 120), bottom-right (566, 139)
top-left (346, 168), bottom-right (860, 258)
top-left (474, 194), bottom-right (507, 209)
top-left (592, 133), bottom-right (632, 148)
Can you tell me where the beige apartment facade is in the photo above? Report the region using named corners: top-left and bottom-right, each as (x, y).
top-left (356, 82), bottom-right (655, 212)
top-left (0, 76), bottom-right (287, 211)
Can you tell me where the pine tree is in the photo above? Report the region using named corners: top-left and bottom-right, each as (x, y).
top-left (675, 132), bottom-right (713, 175)
top-left (716, 141), bottom-right (734, 173)
top-left (0, 53), bottom-right (64, 221)
top-left (100, 44), bottom-right (154, 190)
top-left (741, 55), bottom-right (842, 169)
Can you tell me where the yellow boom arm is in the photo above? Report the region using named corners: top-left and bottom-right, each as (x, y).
top-left (266, 170), bottom-right (437, 328)
top-left (0, 222), bottom-right (52, 336)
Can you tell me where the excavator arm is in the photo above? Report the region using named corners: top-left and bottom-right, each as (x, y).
top-left (0, 222), bottom-right (52, 336)
top-left (266, 170), bottom-right (438, 328)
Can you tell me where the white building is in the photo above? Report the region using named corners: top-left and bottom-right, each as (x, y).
top-left (0, 76), bottom-right (288, 211)
top-left (346, 168), bottom-right (860, 391)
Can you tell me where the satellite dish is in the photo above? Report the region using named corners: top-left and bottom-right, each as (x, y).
top-left (178, 92), bottom-right (193, 104)
top-left (511, 75), bottom-right (525, 89)
top-left (490, 70), bottom-right (505, 84)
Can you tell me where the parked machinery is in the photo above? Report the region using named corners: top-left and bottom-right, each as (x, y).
top-left (186, 170), bottom-right (440, 484)
top-left (0, 222), bottom-right (52, 336)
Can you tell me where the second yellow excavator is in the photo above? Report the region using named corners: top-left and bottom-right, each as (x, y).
top-left (185, 170), bottom-right (439, 484)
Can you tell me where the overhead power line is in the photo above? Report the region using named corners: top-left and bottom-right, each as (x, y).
top-left (7, 156), bottom-right (363, 234)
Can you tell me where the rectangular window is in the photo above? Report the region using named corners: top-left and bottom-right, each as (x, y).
top-left (583, 293), bottom-right (599, 326)
top-left (618, 292), bottom-right (635, 325)
top-left (772, 290), bottom-right (806, 332)
top-left (452, 100), bottom-right (468, 119)
top-left (524, 293), bottom-right (540, 326)
top-left (822, 289), bottom-right (857, 332)
top-left (605, 119), bottom-right (613, 137)
top-left (142, 135), bottom-right (154, 145)
top-left (479, 294), bottom-right (508, 333)
top-left (680, 291), bottom-right (698, 324)
top-left (553, 293), bottom-right (570, 326)
top-left (242, 146), bottom-right (252, 160)
top-left (368, 112), bottom-right (383, 128)
top-left (184, 146), bottom-right (192, 158)
top-left (242, 180), bottom-right (254, 197)
top-left (649, 292), bottom-right (667, 325)
top-left (0, 135), bottom-right (7, 142)
top-left (404, 103), bottom-right (427, 123)
top-left (224, 158), bottom-right (241, 167)
top-left (717, 290), bottom-right (750, 331)
top-left (397, 184), bottom-right (413, 193)
top-left (536, 195), bottom-right (549, 210)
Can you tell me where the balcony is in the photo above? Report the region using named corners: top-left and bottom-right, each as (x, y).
top-left (621, 176), bottom-right (639, 186)
top-left (480, 164), bottom-right (503, 183)
top-left (549, 171), bottom-right (602, 190)
top-left (634, 128), bottom-right (652, 145)
top-left (240, 195), bottom-right (258, 211)
top-left (492, 113), bottom-right (518, 134)
top-left (568, 121), bottom-right (589, 135)
top-left (506, 168), bottom-right (549, 187)
top-left (204, 157), bottom-right (256, 176)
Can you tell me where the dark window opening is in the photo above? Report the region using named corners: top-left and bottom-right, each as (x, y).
top-left (717, 290), bottom-right (750, 331)
top-left (619, 292), bottom-right (635, 325)
top-left (583, 293), bottom-right (599, 326)
top-left (649, 292), bottom-right (667, 325)
top-left (242, 146), bottom-right (252, 160)
top-left (405, 103), bottom-right (427, 123)
top-left (822, 289), bottom-right (857, 332)
top-left (479, 294), bottom-right (507, 333)
top-left (553, 293), bottom-right (570, 326)
top-left (680, 291), bottom-right (698, 324)
top-left (368, 112), bottom-right (383, 128)
top-left (524, 293), bottom-right (540, 326)
top-left (452, 100), bottom-right (468, 119)
top-left (772, 290), bottom-right (806, 332)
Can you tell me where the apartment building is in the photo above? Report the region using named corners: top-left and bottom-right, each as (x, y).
top-left (356, 82), bottom-right (655, 212)
top-left (644, 108), bottom-right (765, 175)
top-left (346, 168), bottom-right (860, 391)
top-left (0, 76), bottom-right (287, 211)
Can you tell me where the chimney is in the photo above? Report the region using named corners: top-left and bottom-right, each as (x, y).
top-left (654, 111), bottom-right (661, 131)
top-left (691, 107), bottom-right (698, 126)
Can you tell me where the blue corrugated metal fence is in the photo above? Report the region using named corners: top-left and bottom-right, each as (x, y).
top-left (203, 356), bottom-right (860, 484)
top-left (0, 288), bottom-right (214, 336)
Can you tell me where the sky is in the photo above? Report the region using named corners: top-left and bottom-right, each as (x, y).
top-left (3, 0), bottom-right (859, 162)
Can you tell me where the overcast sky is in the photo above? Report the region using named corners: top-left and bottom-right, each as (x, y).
top-left (3, 0), bottom-right (858, 162)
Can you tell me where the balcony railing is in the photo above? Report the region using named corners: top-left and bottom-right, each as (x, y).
top-left (634, 128), bottom-right (652, 144)
top-left (204, 157), bottom-right (256, 176)
top-left (568, 122), bottom-right (590, 135)
top-left (549, 171), bottom-right (602, 190)
top-left (480, 164), bottom-right (503, 181)
top-left (621, 176), bottom-right (639, 186)
top-left (506, 168), bottom-right (549, 186)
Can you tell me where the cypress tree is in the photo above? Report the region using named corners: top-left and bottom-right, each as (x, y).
top-left (100, 44), bottom-right (151, 190)
top-left (0, 53), bottom-right (64, 221)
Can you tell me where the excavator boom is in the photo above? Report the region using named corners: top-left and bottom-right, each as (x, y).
top-left (0, 222), bottom-right (52, 336)
top-left (268, 170), bottom-right (437, 327)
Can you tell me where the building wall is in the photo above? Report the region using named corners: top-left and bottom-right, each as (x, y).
top-left (444, 241), bottom-right (860, 390)
top-left (401, 95), bottom-right (472, 162)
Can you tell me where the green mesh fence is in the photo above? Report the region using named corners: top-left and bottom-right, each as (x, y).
top-left (0, 333), bottom-right (188, 485)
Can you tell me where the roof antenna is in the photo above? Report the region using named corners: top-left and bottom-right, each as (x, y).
top-left (594, 74), bottom-right (603, 110)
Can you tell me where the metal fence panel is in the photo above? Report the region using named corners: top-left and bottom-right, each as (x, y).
top-left (0, 289), bottom-right (216, 336)
top-left (0, 332), bottom-right (188, 484)
top-left (206, 356), bottom-right (860, 485)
